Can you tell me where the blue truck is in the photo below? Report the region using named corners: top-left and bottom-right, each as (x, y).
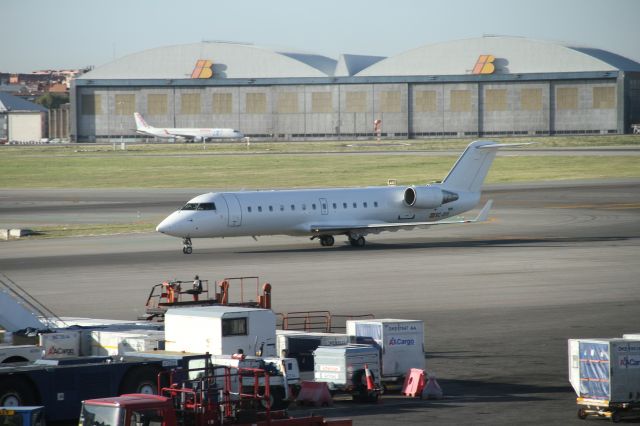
top-left (0, 354), bottom-right (207, 422)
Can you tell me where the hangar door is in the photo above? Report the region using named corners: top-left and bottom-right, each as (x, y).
top-left (8, 113), bottom-right (43, 141)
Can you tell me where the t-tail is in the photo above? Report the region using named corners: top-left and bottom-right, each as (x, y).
top-left (441, 140), bottom-right (528, 193)
top-left (134, 112), bottom-right (151, 131)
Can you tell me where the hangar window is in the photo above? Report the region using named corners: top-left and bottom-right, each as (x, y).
top-left (449, 90), bottom-right (472, 112)
top-left (81, 94), bottom-right (102, 115)
top-left (246, 93), bottom-right (267, 114)
top-left (520, 88), bottom-right (543, 111)
top-left (311, 92), bottom-right (332, 113)
top-left (181, 93), bottom-right (201, 114)
top-left (593, 87), bottom-right (615, 109)
top-left (414, 90), bottom-right (437, 113)
top-left (147, 94), bottom-right (168, 115)
top-left (485, 89), bottom-right (508, 111)
top-left (115, 94), bottom-right (135, 115)
top-left (380, 91), bottom-right (401, 113)
top-left (222, 318), bottom-right (247, 336)
top-left (213, 93), bottom-right (233, 114)
top-left (557, 87), bottom-right (578, 110)
top-left (345, 92), bottom-right (367, 113)
top-left (277, 93), bottom-right (298, 114)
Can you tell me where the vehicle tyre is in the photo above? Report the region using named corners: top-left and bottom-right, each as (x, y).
top-left (259, 386), bottom-right (289, 411)
top-left (119, 366), bottom-right (162, 395)
top-left (0, 376), bottom-right (38, 406)
top-left (611, 410), bottom-right (622, 423)
top-left (577, 408), bottom-right (587, 420)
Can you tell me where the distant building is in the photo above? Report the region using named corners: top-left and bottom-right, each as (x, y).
top-left (71, 37), bottom-right (640, 142)
top-left (0, 92), bottom-right (48, 142)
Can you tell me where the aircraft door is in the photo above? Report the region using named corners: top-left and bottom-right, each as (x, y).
top-left (319, 198), bottom-right (328, 215)
top-left (221, 194), bottom-right (242, 227)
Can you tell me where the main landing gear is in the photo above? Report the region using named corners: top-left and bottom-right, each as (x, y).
top-left (182, 238), bottom-right (192, 254)
top-left (348, 235), bottom-right (366, 247)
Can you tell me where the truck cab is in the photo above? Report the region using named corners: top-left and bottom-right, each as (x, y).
top-left (80, 395), bottom-right (177, 426)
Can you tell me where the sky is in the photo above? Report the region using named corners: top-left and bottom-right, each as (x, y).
top-left (2, 0), bottom-right (639, 72)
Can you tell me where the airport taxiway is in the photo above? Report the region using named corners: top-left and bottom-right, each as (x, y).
top-left (0, 180), bottom-right (639, 425)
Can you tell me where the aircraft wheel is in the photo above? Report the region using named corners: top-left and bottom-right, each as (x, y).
top-left (320, 235), bottom-right (334, 247)
top-left (350, 236), bottom-right (366, 247)
top-left (183, 246), bottom-right (193, 254)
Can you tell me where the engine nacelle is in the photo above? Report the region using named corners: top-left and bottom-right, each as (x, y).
top-left (404, 186), bottom-right (459, 208)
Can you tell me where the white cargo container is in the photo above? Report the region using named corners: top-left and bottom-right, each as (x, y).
top-left (313, 344), bottom-right (381, 395)
top-left (346, 318), bottom-right (424, 381)
top-left (165, 306), bottom-right (276, 357)
top-left (91, 329), bottom-right (165, 356)
top-left (40, 330), bottom-right (80, 359)
top-left (276, 330), bottom-right (350, 381)
top-left (568, 338), bottom-right (640, 402)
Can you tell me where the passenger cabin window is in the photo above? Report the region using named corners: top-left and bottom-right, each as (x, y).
top-left (353, 202), bottom-right (357, 208)
top-left (258, 206), bottom-right (262, 212)
top-left (343, 202), bottom-right (347, 209)
top-left (247, 206), bottom-right (252, 213)
top-left (302, 204), bottom-right (306, 211)
top-left (291, 204), bottom-right (295, 211)
top-left (333, 203), bottom-right (337, 209)
top-left (280, 205), bottom-right (285, 211)
top-left (374, 201), bottom-right (379, 207)
top-left (269, 206), bottom-right (273, 212)
top-left (312, 203), bottom-right (317, 210)
top-left (222, 318), bottom-right (247, 336)
top-left (363, 202), bottom-right (368, 208)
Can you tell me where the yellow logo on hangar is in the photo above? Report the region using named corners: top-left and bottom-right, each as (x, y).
top-left (472, 55), bottom-right (495, 74)
top-left (191, 59), bottom-right (213, 78)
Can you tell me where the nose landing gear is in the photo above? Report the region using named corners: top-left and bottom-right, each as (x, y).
top-left (182, 238), bottom-right (193, 254)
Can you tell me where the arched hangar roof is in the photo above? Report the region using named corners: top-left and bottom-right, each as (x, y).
top-left (356, 36), bottom-right (640, 76)
top-left (79, 42), bottom-right (337, 79)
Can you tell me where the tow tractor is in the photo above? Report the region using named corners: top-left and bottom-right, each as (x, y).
top-left (80, 359), bottom-right (351, 426)
top-left (140, 276), bottom-right (272, 321)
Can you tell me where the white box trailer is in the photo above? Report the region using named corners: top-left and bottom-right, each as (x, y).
top-left (313, 344), bottom-right (381, 400)
top-left (569, 338), bottom-right (640, 402)
top-left (346, 318), bottom-right (424, 382)
top-left (165, 306), bottom-right (276, 357)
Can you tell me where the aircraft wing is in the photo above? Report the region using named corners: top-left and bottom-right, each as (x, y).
top-left (309, 200), bottom-right (493, 234)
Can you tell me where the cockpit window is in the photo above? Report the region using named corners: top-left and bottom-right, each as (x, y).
top-left (182, 203), bottom-right (216, 211)
top-left (197, 203), bottom-right (216, 211)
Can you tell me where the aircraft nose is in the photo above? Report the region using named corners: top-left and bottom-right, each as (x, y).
top-left (156, 212), bottom-right (187, 236)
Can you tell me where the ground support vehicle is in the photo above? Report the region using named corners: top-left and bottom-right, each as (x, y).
top-left (0, 354), bottom-right (208, 421)
top-left (569, 339), bottom-right (640, 422)
top-left (80, 362), bottom-right (352, 426)
top-left (140, 276), bottom-right (272, 321)
top-left (0, 345), bottom-right (43, 364)
top-left (0, 407), bottom-right (45, 426)
top-left (313, 344), bottom-right (381, 402)
top-left (276, 330), bottom-right (350, 381)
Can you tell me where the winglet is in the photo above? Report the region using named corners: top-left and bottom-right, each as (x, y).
top-left (475, 199), bottom-right (493, 222)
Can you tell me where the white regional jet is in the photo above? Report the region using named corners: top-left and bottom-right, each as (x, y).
top-left (134, 112), bottom-right (244, 141)
top-left (157, 140), bottom-right (524, 253)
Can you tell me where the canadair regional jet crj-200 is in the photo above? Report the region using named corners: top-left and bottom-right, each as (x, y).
top-left (134, 112), bottom-right (244, 141)
top-left (157, 140), bottom-right (526, 253)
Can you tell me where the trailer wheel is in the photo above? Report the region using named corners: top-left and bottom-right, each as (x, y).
top-left (0, 376), bottom-right (38, 406)
top-left (120, 366), bottom-right (161, 395)
top-left (577, 408), bottom-right (587, 420)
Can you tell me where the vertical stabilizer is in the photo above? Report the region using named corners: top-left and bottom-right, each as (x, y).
top-left (441, 141), bottom-right (505, 192)
top-left (134, 112), bottom-right (150, 130)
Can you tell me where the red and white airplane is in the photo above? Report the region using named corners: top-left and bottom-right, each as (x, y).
top-left (134, 112), bottom-right (243, 141)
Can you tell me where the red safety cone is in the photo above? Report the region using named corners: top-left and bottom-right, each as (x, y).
top-left (364, 363), bottom-right (375, 391)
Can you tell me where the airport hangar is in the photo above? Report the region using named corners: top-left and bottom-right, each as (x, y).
top-left (70, 36), bottom-right (640, 142)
